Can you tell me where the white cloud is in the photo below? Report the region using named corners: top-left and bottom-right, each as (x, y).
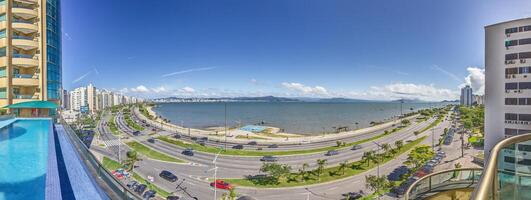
top-left (462, 67), bottom-right (485, 95)
top-left (130, 85), bottom-right (150, 93)
top-left (281, 82), bottom-right (328, 96)
top-left (179, 86), bottom-right (195, 93)
top-left (152, 86), bottom-right (167, 93)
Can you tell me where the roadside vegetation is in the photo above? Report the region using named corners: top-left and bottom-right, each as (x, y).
top-left (157, 125), bottom-right (407, 157)
top-left (124, 113), bottom-right (144, 131)
top-left (139, 104), bottom-right (155, 120)
top-left (459, 105), bottom-right (484, 147)
top-left (107, 115), bottom-right (120, 135)
top-left (224, 136), bottom-right (426, 187)
top-left (125, 141), bottom-right (185, 163)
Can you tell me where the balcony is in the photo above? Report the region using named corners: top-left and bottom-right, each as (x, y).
top-left (12, 36), bottom-right (38, 50)
top-left (12, 53), bottom-right (37, 67)
top-left (12, 74), bottom-right (38, 86)
top-left (12, 5), bottom-right (37, 19)
top-left (12, 19), bottom-right (37, 34)
top-left (405, 168), bottom-right (483, 200)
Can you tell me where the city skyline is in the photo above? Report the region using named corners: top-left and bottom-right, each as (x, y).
top-left (61, 0), bottom-right (531, 101)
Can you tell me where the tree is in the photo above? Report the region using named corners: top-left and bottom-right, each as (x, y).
top-left (123, 150), bottom-right (141, 172)
top-left (336, 140), bottom-right (343, 147)
top-left (338, 160), bottom-right (348, 175)
top-left (260, 163), bottom-right (292, 183)
top-left (381, 143), bottom-right (392, 157)
top-left (362, 151), bottom-right (376, 167)
top-left (404, 145), bottom-right (434, 168)
top-left (365, 175), bottom-right (388, 195)
top-left (299, 163), bottom-right (309, 182)
top-left (401, 119), bottom-right (410, 125)
top-left (315, 159), bottom-right (327, 181)
top-left (395, 140), bottom-right (404, 150)
top-left (414, 131), bottom-right (420, 138)
top-left (228, 187), bottom-right (237, 200)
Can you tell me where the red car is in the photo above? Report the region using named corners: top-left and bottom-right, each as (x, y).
top-left (210, 180), bottom-right (233, 190)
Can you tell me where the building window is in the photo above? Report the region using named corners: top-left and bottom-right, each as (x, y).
top-left (506, 128), bottom-right (518, 136)
top-left (520, 38), bottom-right (531, 46)
top-left (0, 88), bottom-right (6, 99)
top-left (506, 40), bottom-right (518, 47)
top-left (506, 27), bottom-right (519, 34)
top-left (506, 68), bottom-right (518, 75)
top-left (519, 114), bottom-right (531, 121)
top-left (504, 156), bottom-right (516, 163)
top-left (519, 82), bottom-right (531, 89)
top-left (506, 113), bottom-right (518, 120)
top-left (518, 145), bottom-right (531, 151)
top-left (506, 82), bottom-right (518, 90)
top-left (506, 53), bottom-right (518, 61)
top-left (520, 52), bottom-right (531, 59)
top-left (518, 159), bottom-right (531, 165)
top-left (506, 98), bottom-right (518, 105)
top-left (519, 67), bottom-right (531, 74)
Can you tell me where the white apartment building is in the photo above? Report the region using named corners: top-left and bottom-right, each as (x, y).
top-left (87, 84), bottom-right (97, 114)
top-left (460, 85), bottom-right (473, 106)
top-left (485, 18), bottom-right (531, 172)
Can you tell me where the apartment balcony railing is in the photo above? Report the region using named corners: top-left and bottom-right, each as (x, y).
top-left (13, 73), bottom-right (35, 79)
top-left (13, 35), bottom-right (34, 40)
top-left (13, 94), bottom-right (35, 99)
top-left (405, 168), bottom-right (483, 200)
top-left (13, 53), bottom-right (36, 59)
top-left (12, 3), bottom-right (35, 9)
top-left (12, 18), bottom-right (34, 24)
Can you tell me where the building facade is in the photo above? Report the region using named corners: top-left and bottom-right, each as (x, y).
top-left (460, 85), bottom-right (473, 106)
top-left (0, 0), bottom-right (62, 115)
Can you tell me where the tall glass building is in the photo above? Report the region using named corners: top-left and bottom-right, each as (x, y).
top-left (0, 0), bottom-right (61, 116)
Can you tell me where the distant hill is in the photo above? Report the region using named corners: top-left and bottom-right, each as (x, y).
top-left (153, 96), bottom-right (300, 102)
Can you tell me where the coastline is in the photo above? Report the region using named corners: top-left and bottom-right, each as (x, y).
top-left (138, 104), bottom-right (421, 144)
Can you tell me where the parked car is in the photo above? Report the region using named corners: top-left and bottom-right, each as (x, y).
top-left (182, 148), bottom-right (194, 156)
top-left (325, 150), bottom-right (340, 156)
top-left (126, 180), bottom-right (138, 189)
top-left (232, 144), bottom-right (244, 149)
top-left (152, 128), bottom-right (157, 131)
top-left (210, 180), bottom-right (233, 190)
top-left (147, 137), bottom-right (155, 143)
top-left (143, 190), bottom-right (156, 199)
top-left (387, 166), bottom-right (410, 181)
top-left (267, 144), bottom-right (278, 148)
top-left (248, 141), bottom-right (258, 145)
top-left (200, 137), bottom-right (208, 141)
top-left (341, 192), bottom-right (362, 200)
top-left (191, 137), bottom-right (198, 141)
top-left (173, 134), bottom-right (181, 139)
top-left (133, 131), bottom-right (141, 136)
top-left (146, 124), bottom-right (150, 127)
top-left (351, 145), bottom-right (362, 150)
top-left (260, 155), bottom-right (278, 162)
top-left (135, 184), bottom-right (147, 194)
top-left (166, 196), bottom-right (180, 200)
top-left (159, 170), bottom-right (178, 182)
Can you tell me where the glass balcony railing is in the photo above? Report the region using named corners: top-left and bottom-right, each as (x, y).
top-left (12, 4), bottom-right (34, 9)
top-left (12, 18), bottom-right (34, 24)
top-left (13, 73), bottom-right (35, 79)
top-left (13, 94), bottom-right (34, 99)
top-left (13, 53), bottom-right (35, 59)
top-left (473, 133), bottom-right (531, 200)
top-left (406, 168), bottom-right (483, 200)
top-left (13, 35), bottom-right (34, 40)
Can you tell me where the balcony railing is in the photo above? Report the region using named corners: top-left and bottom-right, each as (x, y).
top-left (13, 35), bottom-right (34, 40)
top-left (406, 168), bottom-right (483, 200)
top-left (13, 73), bottom-right (35, 79)
top-left (12, 3), bottom-right (35, 9)
top-left (12, 18), bottom-right (34, 24)
top-left (13, 53), bottom-right (36, 59)
top-left (13, 94), bottom-right (35, 99)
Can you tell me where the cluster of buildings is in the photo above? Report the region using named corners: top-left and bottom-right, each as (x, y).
top-left (459, 85), bottom-right (484, 106)
top-left (61, 84), bottom-right (143, 122)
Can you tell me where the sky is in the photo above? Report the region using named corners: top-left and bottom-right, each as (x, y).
top-left (61, 0), bottom-right (531, 101)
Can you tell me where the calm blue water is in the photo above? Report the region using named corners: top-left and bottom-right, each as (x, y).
top-left (153, 102), bottom-right (452, 134)
top-left (0, 119), bottom-right (50, 200)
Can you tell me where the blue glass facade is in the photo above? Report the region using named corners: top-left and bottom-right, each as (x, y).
top-left (46, 0), bottom-right (61, 100)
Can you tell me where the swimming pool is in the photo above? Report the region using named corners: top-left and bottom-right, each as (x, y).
top-left (240, 125), bottom-right (267, 132)
top-left (0, 119), bottom-right (51, 200)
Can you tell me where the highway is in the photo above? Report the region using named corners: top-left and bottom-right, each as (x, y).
top-left (92, 108), bottom-right (452, 200)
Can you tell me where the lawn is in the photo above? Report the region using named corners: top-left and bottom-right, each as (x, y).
top-left (125, 141), bottom-right (185, 163)
top-left (223, 136), bottom-right (427, 188)
top-left (102, 156), bottom-right (123, 170)
top-left (235, 135), bottom-right (270, 140)
top-left (124, 114), bottom-right (145, 131)
top-left (158, 125), bottom-right (405, 157)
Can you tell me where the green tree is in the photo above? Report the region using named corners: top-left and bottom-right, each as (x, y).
top-left (123, 150), bottom-right (141, 172)
top-left (414, 131), bottom-right (420, 138)
top-left (365, 175), bottom-right (389, 196)
top-left (401, 119), bottom-right (410, 125)
top-left (404, 145), bottom-right (434, 168)
top-left (381, 143), bottom-right (392, 157)
top-left (260, 163), bottom-right (292, 183)
top-left (298, 163), bottom-right (309, 182)
top-left (362, 151), bottom-right (376, 167)
top-left (315, 159), bottom-right (327, 181)
top-left (338, 160), bottom-right (348, 175)
top-left (228, 187), bottom-right (237, 200)
top-left (394, 140), bottom-right (404, 150)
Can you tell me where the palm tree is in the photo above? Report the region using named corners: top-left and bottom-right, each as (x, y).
top-left (338, 160), bottom-right (348, 175)
top-left (381, 143), bottom-right (392, 157)
top-left (362, 151), bottom-right (376, 167)
top-left (395, 140), bottom-right (404, 150)
top-left (123, 150), bottom-right (141, 172)
top-left (299, 163), bottom-right (309, 182)
top-left (316, 159), bottom-right (327, 181)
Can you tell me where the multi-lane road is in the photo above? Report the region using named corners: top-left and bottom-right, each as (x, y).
top-left (91, 108), bottom-right (452, 200)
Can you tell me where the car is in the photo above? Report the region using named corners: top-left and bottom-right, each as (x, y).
top-left (351, 145), bottom-right (362, 150)
top-left (173, 134), bottom-right (182, 139)
top-left (146, 124), bottom-right (150, 127)
top-left (200, 137), bottom-right (208, 141)
top-left (191, 137), bottom-right (198, 141)
top-left (210, 180), bottom-right (233, 190)
top-left (126, 180), bottom-right (138, 189)
top-left (133, 131), bottom-right (141, 136)
top-left (182, 148), bottom-right (194, 156)
top-left (342, 192), bottom-right (362, 200)
top-left (232, 144), bottom-right (244, 149)
top-left (248, 141), bottom-right (258, 145)
top-left (260, 156), bottom-right (278, 162)
top-left (197, 141), bottom-right (206, 146)
top-left (159, 170), bottom-right (178, 182)
top-left (152, 128), bottom-right (157, 131)
top-left (143, 190), bottom-right (156, 199)
top-left (147, 137), bottom-right (155, 143)
top-left (135, 184), bottom-right (147, 194)
top-left (325, 150), bottom-right (340, 156)
top-left (166, 196), bottom-right (180, 200)
top-left (267, 144), bottom-right (278, 148)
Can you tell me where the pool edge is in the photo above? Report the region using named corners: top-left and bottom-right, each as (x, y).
top-left (45, 120), bottom-right (62, 200)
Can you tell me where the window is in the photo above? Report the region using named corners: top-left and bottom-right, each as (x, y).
top-left (524, 25), bottom-right (531, 32)
top-left (505, 156), bottom-right (516, 163)
top-left (506, 40), bottom-right (518, 47)
top-left (520, 98), bottom-right (531, 105)
top-left (0, 14), bottom-right (5, 22)
top-left (506, 128), bottom-right (518, 136)
top-left (506, 67), bottom-right (518, 75)
top-left (519, 114), bottom-right (531, 121)
top-left (519, 67), bottom-right (531, 74)
top-left (520, 129), bottom-right (531, 134)
top-left (0, 88), bottom-right (6, 99)
top-left (518, 145), bottom-right (531, 151)
top-left (518, 159), bottom-right (531, 165)
top-left (506, 53), bottom-right (518, 61)
top-left (506, 113), bottom-right (518, 120)
top-left (0, 47), bottom-right (5, 57)
top-left (520, 38), bottom-right (531, 45)
top-left (506, 27), bottom-right (519, 34)
top-left (506, 82), bottom-right (518, 90)
top-left (519, 82), bottom-right (531, 89)
top-left (506, 98), bottom-right (518, 105)
top-left (520, 52), bottom-right (531, 59)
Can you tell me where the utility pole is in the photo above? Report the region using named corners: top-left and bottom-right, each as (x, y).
top-left (373, 142), bottom-right (382, 200)
top-left (224, 102), bottom-right (227, 151)
top-left (431, 128), bottom-right (435, 151)
top-left (461, 130), bottom-right (465, 158)
top-left (209, 150), bottom-right (222, 200)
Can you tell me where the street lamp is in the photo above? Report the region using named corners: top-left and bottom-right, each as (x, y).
top-left (208, 150), bottom-right (222, 200)
top-left (224, 102), bottom-right (228, 151)
top-left (373, 141), bottom-right (382, 200)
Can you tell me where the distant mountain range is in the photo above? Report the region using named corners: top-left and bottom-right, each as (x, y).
top-left (152, 96), bottom-right (455, 103)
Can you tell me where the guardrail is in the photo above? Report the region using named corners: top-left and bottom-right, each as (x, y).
top-left (405, 168), bottom-right (483, 200)
top-left (58, 117), bottom-right (142, 200)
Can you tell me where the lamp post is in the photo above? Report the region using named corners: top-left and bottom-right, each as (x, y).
top-left (224, 102), bottom-right (227, 151)
top-left (373, 141), bottom-right (382, 200)
top-left (208, 150), bottom-right (222, 200)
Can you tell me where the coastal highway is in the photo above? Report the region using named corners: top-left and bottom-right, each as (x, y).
top-left (96, 110), bottom-right (452, 200)
top-left (130, 107), bottom-right (421, 151)
top-left (115, 111), bottom-right (438, 174)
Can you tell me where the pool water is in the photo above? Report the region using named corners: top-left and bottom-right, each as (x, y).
top-left (0, 119), bottom-right (50, 200)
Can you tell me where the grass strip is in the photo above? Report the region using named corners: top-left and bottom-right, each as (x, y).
top-left (223, 136), bottom-right (427, 188)
top-left (108, 115), bottom-right (120, 135)
top-left (158, 125), bottom-right (406, 157)
top-left (102, 156), bottom-right (122, 170)
top-left (235, 135), bottom-right (270, 140)
top-left (125, 141), bottom-right (185, 163)
top-left (124, 114), bottom-right (145, 131)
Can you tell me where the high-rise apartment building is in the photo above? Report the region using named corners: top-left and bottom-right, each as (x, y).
top-left (460, 85), bottom-right (473, 106)
top-left (86, 83), bottom-right (96, 113)
top-left (0, 0), bottom-right (62, 115)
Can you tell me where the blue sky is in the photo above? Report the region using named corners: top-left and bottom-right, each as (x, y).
top-left (62, 0), bottom-right (531, 101)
